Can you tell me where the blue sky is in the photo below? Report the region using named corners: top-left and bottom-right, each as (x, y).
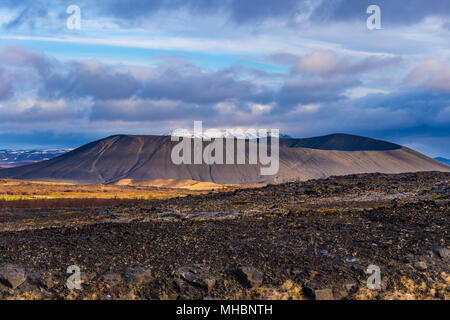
top-left (0, 0), bottom-right (449, 157)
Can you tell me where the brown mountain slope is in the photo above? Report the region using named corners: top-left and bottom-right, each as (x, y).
top-left (0, 134), bottom-right (448, 184)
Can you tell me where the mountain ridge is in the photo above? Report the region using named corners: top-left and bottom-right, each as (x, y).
top-left (0, 133), bottom-right (448, 184)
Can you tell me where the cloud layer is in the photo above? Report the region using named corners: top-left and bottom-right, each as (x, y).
top-left (0, 1), bottom-right (449, 157)
top-left (2, 0), bottom-right (450, 30)
top-left (0, 46), bottom-right (448, 153)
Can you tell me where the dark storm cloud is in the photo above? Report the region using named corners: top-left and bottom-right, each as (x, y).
top-left (89, 99), bottom-right (209, 122)
top-left (0, 47), bottom-right (276, 123)
top-left (351, 90), bottom-right (450, 121)
top-left (141, 65), bottom-right (266, 104)
top-left (0, 47), bottom-right (269, 111)
top-left (275, 77), bottom-right (359, 112)
top-left (331, 90), bottom-right (450, 155)
top-left (43, 62), bottom-right (141, 100)
top-left (2, 46), bottom-right (445, 124)
top-left (1, 46), bottom-right (449, 158)
top-left (273, 89), bottom-right (450, 144)
top-left (48, 62), bottom-right (268, 105)
top-left (0, 47), bottom-right (272, 105)
top-left (0, 47), bottom-right (139, 101)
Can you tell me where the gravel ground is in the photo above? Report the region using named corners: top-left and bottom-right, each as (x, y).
top-left (0, 172), bottom-right (448, 300)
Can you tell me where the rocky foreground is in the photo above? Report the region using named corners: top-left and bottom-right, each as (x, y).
top-left (0, 172), bottom-right (449, 300)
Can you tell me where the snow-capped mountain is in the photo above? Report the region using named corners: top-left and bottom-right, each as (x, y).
top-left (0, 149), bottom-right (73, 168)
top-left (171, 128), bottom-right (289, 140)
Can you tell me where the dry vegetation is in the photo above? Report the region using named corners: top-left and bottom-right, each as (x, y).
top-left (0, 179), bottom-right (235, 209)
top-left (0, 198), bottom-right (140, 209)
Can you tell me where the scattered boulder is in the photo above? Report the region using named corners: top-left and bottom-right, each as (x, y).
top-left (235, 266), bottom-right (264, 288)
top-left (314, 289), bottom-right (334, 300)
top-left (81, 272), bottom-right (96, 285)
top-left (13, 280), bottom-right (42, 298)
top-left (344, 282), bottom-right (358, 292)
top-left (304, 281), bottom-right (334, 300)
top-left (433, 247), bottom-right (450, 260)
top-left (123, 267), bottom-right (152, 284)
top-left (0, 264), bottom-right (26, 289)
top-left (41, 273), bottom-right (58, 290)
top-left (103, 273), bottom-right (123, 286)
top-left (26, 271), bottom-right (57, 290)
top-left (413, 261), bottom-right (427, 271)
top-left (335, 282), bottom-right (358, 299)
top-left (173, 264), bottom-right (216, 292)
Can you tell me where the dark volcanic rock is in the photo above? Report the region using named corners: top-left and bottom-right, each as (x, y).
top-left (173, 264), bottom-right (216, 292)
top-left (413, 261), bottom-right (427, 271)
top-left (0, 264), bottom-right (26, 289)
top-left (314, 289), bottom-right (334, 300)
top-left (123, 267), bottom-right (152, 284)
top-left (0, 172), bottom-right (448, 300)
top-left (103, 273), bottom-right (123, 286)
top-left (304, 281), bottom-right (334, 300)
top-left (235, 266), bottom-right (264, 288)
top-left (433, 247), bottom-right (450, 260)
top-left (26, 271), bottom-right (57, 290)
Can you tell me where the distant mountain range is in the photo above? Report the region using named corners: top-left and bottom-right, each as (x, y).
top-left (0, 134), bottom-right (448, 184)
top-left (434, 157), bottom-right (450, 165)
top-left (0, 149), bottom-right (73, 168)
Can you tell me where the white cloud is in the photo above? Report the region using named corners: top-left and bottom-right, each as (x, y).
top-left (405, 60), bottom-right (450, 92)
top-left (292, 51), bottom-right (401, 75)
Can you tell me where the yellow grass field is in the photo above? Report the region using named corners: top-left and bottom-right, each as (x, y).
top-left (0, 178), bottom-right (234, 202)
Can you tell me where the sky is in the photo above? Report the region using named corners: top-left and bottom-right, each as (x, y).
top-left (0, 0), bottom-right (449, 158)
